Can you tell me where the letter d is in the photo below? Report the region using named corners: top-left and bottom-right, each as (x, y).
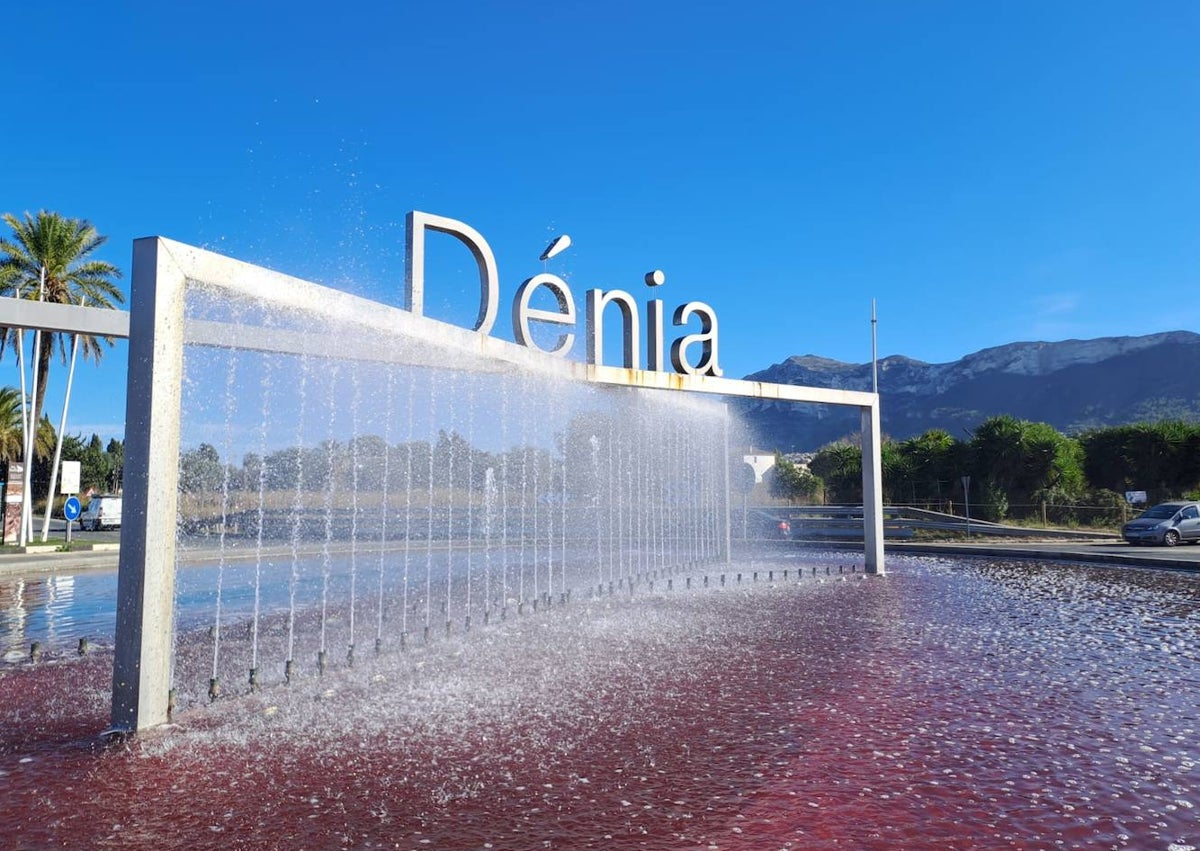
top-left (405, 211), bottom-right (499, 335)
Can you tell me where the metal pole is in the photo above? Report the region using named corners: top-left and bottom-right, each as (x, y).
top-left (871, 298), bottom-right (878, 394)
top-left (41, 298), bottom-right (84, 542)
top-left (14, 297), bottom-right (28, 547)
top-left (961, 475), bottom-right (972, 537)
top-left (20, 269), bottom-right (46, 545)
top-left (23, 322), bottom-right (40, 543)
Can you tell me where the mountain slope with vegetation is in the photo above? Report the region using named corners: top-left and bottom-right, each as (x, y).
top-left (743, 331), bottom-right (1200, 451)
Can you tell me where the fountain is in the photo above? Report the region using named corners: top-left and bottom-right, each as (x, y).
top-left (9, 224), bottom-right (1200, 850)
top-left (107, 224), bottom-right (884, 732)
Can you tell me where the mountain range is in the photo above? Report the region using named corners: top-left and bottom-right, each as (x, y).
top-left (740, 330), bottom-right (1200, 452)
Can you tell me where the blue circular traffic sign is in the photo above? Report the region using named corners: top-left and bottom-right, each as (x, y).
top-left (63, 496), bottom-right (82, 521)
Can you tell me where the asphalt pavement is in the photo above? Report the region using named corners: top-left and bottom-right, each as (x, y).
top-left (889, 538), bottom-right (1200, 570)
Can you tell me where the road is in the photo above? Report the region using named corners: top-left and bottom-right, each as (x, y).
top-left (44, 518), bottom-right (123, 545)
top-left (888, 538), bottom-right (1200, 570)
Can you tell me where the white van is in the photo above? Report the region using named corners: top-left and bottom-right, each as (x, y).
top-left (80, 495), bottom-right (122, 531)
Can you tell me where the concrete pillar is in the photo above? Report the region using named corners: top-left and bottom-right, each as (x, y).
top-left (111, 238), bottom-right (185, 732)
top-left (860, 400), bottom-right (885, 575)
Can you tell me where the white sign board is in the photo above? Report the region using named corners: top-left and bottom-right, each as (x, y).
top-left (1125, 490), bottom-right (1147, 505)
top-left (60, 460), bottom-right (81, 495)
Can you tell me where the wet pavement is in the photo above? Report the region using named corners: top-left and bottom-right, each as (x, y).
top-left (3, 551), bottom-right (1200, 849)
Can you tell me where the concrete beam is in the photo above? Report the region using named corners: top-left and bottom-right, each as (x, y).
top-left (0, 298), bottom-right (130, 338)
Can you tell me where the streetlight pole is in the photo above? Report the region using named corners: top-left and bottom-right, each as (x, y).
top-left (871, 299), bottom-right (878, 394)
top-left (961, 475), bottom-right (971, 538)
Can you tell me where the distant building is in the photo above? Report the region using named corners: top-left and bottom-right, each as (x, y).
top-left (743, 454), bottom-right (776, 484)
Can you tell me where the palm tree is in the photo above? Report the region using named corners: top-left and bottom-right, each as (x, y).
top-left (0, 211), bottom-right (124, 427)
top-left (0, 387), bottom-right (53, 462)
top-left (0, 386), bottom-right (24, 463)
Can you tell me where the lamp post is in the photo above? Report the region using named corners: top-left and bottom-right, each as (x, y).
top-left (961, 475), bottom-right (971, 538)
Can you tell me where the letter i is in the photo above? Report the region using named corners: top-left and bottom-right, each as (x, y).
top-left (645, 270), bottom-right (666, 372)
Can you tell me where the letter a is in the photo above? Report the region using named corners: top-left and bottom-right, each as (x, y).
top-left (670, 301), bottom-right (723, 377)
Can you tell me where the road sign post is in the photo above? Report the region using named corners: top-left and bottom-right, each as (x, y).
top-left (63, 495), bottom-right (81, 547)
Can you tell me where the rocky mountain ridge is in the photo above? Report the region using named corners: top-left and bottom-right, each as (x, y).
top-left (741, 331), bottom-right (1200, 451)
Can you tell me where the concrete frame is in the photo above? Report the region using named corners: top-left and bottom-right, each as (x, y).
top-left (0, 237), bottom-right (884, 732)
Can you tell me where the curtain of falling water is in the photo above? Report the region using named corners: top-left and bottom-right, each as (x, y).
top-left (560, 449), bottom-right (567, 597)
top-left (705, 417), bottom-right (715, 556)
top-left (174, 333), bottom-right (744, 700)
top-left (657, 445), bottom-right (666, 574)
top-left (666, 439), bottom-right (675, 571)
top-left (700, 425), bottom-right (708, 561)
top-left (499, 380), bottom-right (509, 616)
top-left (707, 421), bottom-right (719, 560)
top-left (286, 356), bottom-right (309, 677)
top-left (465, 381), bottom-right (475, 629)
top-left (375, 368), bottom-right (394, 653)
top-left (209, 348), bottom-right (238, 692)
top-left (402, 371), bottom-right (415, 644)
top-left (634, 416), bottom-right (642, 578)
top-left (607, 418), bottom-right (615, 586)
top-left (700, 421), bottom-right (710, 562)
top-left (519, 396), bottom-right (528, 606)
top-left (619, 429), bottom-right (627, 582)
top-left (444, 371), bottom-right (456, 634)
top-left (545, 440), bottom-right (553, 603)
top-left (634, 416), bottom-right (642, 577)
top-left (483, 467), bottom-right (494, 621)
top-left (530, 387), bottom-right (540, 606)
top-left (250, 354), bottom-right (271, 685)
top-left (426, 374), bottom-right (436, 640)
top-left (653, 423), bottom-right (662, 574)
top-left (591, 434), bottom-right (602, 590)
top-left (348, 362), bottom-right (361, 662)
top-left (683, 420), bottom-right (694, 565)
top-left (318, 366), bottom-right (339, 669)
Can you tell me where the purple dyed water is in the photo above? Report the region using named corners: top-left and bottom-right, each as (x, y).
top-left (3, 553), bottom-right (1200, 849)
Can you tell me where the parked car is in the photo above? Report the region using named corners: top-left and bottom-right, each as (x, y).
top-left (1122, 501), bottom-right (1200, 547)
top-left (80, 495), bottom-right (123, 531)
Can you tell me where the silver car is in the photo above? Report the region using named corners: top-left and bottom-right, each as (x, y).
top-left (1122, 501), bottom-right (1200, 546)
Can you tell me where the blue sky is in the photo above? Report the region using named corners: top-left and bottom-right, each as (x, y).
top-left (3, 0), bottom-right (1198, 442)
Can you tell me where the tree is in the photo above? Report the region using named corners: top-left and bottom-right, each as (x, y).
top-left (28, 415), bottom-right (60, 497)
top-left (897, 429), bottom-right (961, 507)
top-left (880, 440), bottom-right (913, 504)
top-left (0, 211), bottom-right (125, 427)
top-left (84, 433), bottom-right (111, 491)
top-left (0, 386), bottom-right (24, 463)
top-left (180, 443), bottom-right (224, 493)
top-left (809, 440), bottom-right (862, 503)
top-left (768, 453), bottom-right (822, 503)
top-left (1081, 421), bottom-right (1200, 502)
top-left (967, 415), bottom-right (1085, 520)
top-left (345, 434), bottom-right (391, 490)
top-left (105, 437), bottom-right (124, 492)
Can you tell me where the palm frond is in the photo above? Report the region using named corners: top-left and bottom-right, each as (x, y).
top-left (0, 210), bottom-right (125, 424)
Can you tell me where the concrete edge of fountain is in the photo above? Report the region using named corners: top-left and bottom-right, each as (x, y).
top-left (885, 539), bottom-right (1200, 571)
top-left (3, 539), bottom-right (1197, 579)
top-left (0, 547), bottom-right (122, 577)
top-left (741, 537), bottom-right (1200, 572)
